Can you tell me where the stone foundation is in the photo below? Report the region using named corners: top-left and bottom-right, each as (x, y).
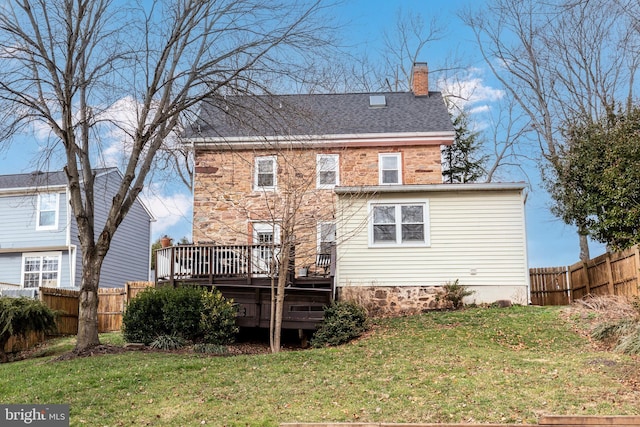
top-left (338, 286), bottom-right (447, 316)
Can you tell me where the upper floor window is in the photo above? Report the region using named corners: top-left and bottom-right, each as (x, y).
top-left (254, 156), bottom-right (277, 190)
top-left (37, 193), bottom-right (59, 230)
top-left (370, 201), bottom-right (429, 247)
top-left (317, 154), bottom-right (339, 189)
top-left (22, 252), bottom-right (61, 288)
top-left (379, 153), bottom-right (402, 185)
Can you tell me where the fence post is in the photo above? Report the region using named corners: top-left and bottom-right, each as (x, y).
top-left (582, 262), bottom-right (591, 295)
top-left (605, 252), bottom-right (615, 295)
top-left (635, 245), bottom-right (640, 294)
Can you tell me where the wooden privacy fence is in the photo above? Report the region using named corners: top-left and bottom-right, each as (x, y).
top-left (40, 281), bottom-right (154, 335)
top-left (530, 245), bottom-right (640, 305)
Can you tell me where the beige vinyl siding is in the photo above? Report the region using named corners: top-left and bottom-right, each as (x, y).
top-left (336, 189), bottom-right (528, 303)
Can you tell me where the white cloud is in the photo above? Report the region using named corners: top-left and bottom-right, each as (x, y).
top-left (437, 68), bottom-right (504, 112)
top-left (140, 185), bottom-right (192, 239)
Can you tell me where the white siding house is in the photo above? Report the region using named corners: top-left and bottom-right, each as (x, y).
top-left (335, 183), bottom-right (529, 311)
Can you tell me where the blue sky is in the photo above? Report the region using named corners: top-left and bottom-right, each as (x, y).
top-left (0, 0), bottom-right (606, 268)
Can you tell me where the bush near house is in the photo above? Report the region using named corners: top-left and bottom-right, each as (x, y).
top-left (437, 279), bottom-right (475, 309)
top-left (311, 301), bottom-right (368, 348)
top-left (0, 297), bottom-right (57, 362)
top-left (122, 286), bottom-right (238, 345)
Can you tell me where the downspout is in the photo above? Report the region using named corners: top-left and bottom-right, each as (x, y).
top-left (190, 139), bottom-right (196, 242)
top-left (522, 188), bottom-right (531, 304)
top-left (66, 186), bottom-right (75, 288)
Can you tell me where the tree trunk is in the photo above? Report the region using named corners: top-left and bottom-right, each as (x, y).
top-left (270, 243), bottom-right (291, 353)
top-left (578, 229), bottom-right (590, 262)
top-left (75, 255), bottom-right (102, 351)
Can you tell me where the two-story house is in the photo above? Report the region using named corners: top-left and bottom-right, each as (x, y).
top-left (0, 168), bottom-right (153, 295)
top-left (171, 63), bottom-right (529, 318)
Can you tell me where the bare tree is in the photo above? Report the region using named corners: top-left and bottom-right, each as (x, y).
top-left (461, 0), bottom-right (640, 260)
top-left (0, 0), bottom-right (337, 351)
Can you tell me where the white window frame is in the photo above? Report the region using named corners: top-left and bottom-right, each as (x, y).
top-left (316, 154), bottom-right (339, 189)
top-left (21, 252), bottom-right (62, 288)
top-left (254, 155), bottom-right (277, 190)
top-left (317, 222), bottom-right (337, 254)
top-left (251, 222), bottom-right (281, 275)
top-left (379, 153), bottom-right (402, 185)
top-left (368, 200), bottom-right (430, 247)
top-left (36, 192), bottom-right (59, 230)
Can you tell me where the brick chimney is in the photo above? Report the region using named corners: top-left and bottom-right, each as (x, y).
top-left (411, 62), bottom-right (429, 96)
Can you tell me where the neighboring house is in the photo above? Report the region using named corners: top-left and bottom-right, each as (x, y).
top-left (0, 168), bottom-right (154, 294)
top-left (177, 62), bottom-right (529, 315)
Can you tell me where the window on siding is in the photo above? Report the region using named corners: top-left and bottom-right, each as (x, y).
top-left (370, 202), bottom-right (429, 246)
top-left (379, 153), bottom-right (402, 185)
top-left (318, 222), bottom-right (336, 254)
top-left (37, 193), bottom-right (59, 230)
top-left (254, 156), bottom-right (277, 190)
top-left (22, 252), bottom-right (61, 288)
top-left (317, 154), bottom-right (339, 188)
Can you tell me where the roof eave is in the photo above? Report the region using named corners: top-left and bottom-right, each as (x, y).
top-left (0, 184), bottom-right (67, 195)
top-left (334, 183), bottom-right (528, 195)
top-left (184, 131), bottom-right (456, 150)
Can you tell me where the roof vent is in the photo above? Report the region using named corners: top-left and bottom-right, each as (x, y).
top-left (369, 95), bottom-right (386, 108)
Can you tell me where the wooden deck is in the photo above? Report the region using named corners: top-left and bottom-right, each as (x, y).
top-left (155, 244), bottom-right (334, 329)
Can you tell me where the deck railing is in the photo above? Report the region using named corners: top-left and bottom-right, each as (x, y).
top-left (155, 243), bottom-right (282, 282)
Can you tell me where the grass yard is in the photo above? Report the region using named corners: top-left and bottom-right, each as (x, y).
top-left (1, 305), bottom-right (639, 426)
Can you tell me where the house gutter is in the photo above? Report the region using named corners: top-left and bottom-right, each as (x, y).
top-left (184, 131), bottom-right (456, 150)
top-left (334, 182), bottom-right (528, 195)
top-left (0, 184), bottom-right (67, 197)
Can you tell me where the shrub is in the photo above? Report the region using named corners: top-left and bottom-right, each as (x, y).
top-left (0, 297), bottom-right (57, 362)
top-left (615, 324), bottom-right (640, 355)
top-left (122, 286), bottom-right (239, 345)
top-left (310, 301), bottom-right (368, 348)
top-left (200, 289), bottom-right (238, 345)
top-left (438, 279), bottom-right (475, 309)
top-left (150, 334), bottom-right (186, 350)
top-left (122, 287), bottom-right (169, 344)
top-left (162, 286), bottom-right (205, 340)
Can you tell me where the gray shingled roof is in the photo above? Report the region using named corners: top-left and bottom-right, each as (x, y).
top-left (0, 170), bottom-right (68, 190)
top-left (184, 91), bottom-right (454, 140)
top-left (0, 168), bottom-right (117, 190)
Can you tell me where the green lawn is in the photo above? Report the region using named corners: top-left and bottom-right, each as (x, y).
top-left (1, 306), bottom-right (639, 426)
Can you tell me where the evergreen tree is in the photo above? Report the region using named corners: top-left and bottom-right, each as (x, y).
top-left (442, 112), bottom-right (487, 183)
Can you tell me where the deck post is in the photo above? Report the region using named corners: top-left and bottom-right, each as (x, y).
top-left (169, 247), bottom-right (175, 288)
top-left (208, 246), bottom-right (214, 284)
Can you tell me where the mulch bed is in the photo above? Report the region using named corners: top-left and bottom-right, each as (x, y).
top-left (51, 341), bottom-right (279, 361)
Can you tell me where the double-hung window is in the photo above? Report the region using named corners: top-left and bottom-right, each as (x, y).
top-left (370, 201), bottom-right (429, 246)
top-left (254, 156), bottom-right (277, 190)
top-left (379, 153), bottom-right (402, 185)
top-left (37, 193), bottom-right (59, 230)
top-left (22, 252), bottom-right (61, 288)
top-left (317, 154), bottom-right (339, 189)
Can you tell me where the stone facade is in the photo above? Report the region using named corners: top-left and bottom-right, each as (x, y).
top-left (192, 144), bottom-right (443, 272)
top-left (339, 286), bottom-right (447, 316)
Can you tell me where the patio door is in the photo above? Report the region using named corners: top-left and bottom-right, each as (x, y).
top-left (252, 222), bottom-right (280, 276)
